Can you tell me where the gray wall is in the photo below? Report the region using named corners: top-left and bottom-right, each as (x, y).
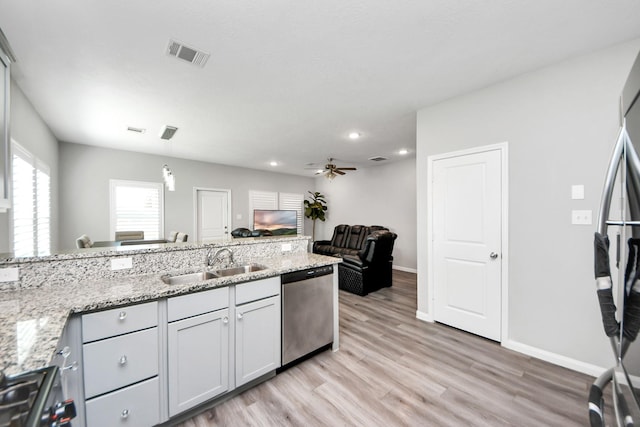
top-left (315, 157), bottom-right (417, 271)
top-left (416, 39), bottom-right (640, 371)
top-left (0, 79), bottom-right (59, 253)
top-left (58, 142), bottom-right (315, 250)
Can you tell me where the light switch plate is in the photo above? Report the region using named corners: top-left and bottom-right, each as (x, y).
top-left (111, 257), bottom-right (133, 270)
top-left (571, 210), bottom-right (592, 225)
top-left (571, 185), bottom-right (585, 200)
top-left (0, 267), bottom-right (19, 282)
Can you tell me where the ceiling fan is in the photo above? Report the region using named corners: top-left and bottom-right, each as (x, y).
top-left (314, 158), bottom-right (357, 180)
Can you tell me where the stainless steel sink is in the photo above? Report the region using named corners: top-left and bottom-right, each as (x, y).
top-left (161, 271), bottom-right (218, 285)
top-left (161, 264), bottom-right (268, 285)
top-left (213, 264), bottom-right (267, 277)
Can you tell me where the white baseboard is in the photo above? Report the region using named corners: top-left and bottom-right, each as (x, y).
top-left (502, 339), bottom-right (607, 378)
top-left (416, 310), bottom-right (433, 322)
top-left (393, 265), bottom-right (417, 273)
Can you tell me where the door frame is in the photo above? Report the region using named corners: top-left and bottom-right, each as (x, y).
top-left (427, 142), bottom-right (509, 343)
top-left (193, 187), bottom-right (232, 242)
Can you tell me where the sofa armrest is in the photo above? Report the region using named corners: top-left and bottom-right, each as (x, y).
top-left (313, 240), bottom-right (331, 252)
top-left (342, 254), bottom-right (365, 269)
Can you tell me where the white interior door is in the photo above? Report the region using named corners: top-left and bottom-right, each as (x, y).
top-left (432, 148), bottom-right (502, 341)
top-left (196, 189), bottom-right (230, 242)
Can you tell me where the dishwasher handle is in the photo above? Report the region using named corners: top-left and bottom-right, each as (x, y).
top-left (281, 265), bottom-right (333, 284)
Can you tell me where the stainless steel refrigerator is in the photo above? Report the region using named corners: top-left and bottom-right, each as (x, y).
top-left (592, 50), bottom-right (640, 426)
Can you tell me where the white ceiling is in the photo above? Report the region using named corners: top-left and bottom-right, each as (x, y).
top-left (2, 1), bottom-right (640, 176)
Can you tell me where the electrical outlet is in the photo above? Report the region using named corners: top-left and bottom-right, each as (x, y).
top-left (111, 257), bottom-right (133, 270)
top-left (281, 243), bottom-right (292, 252)
top-left (571, 210), bottom-right (592, 225)
top-left (0, 267), bottom-right (19, 282)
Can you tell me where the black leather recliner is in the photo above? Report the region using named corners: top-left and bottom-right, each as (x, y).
top-left (338, 230), bottom-right (397, 296)
top-left (313, 224), bottom-right (388, 257)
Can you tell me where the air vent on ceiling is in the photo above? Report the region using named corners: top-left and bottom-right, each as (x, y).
top-left (369, 156), bottom-right (388, 162)
top-left (167, 39), bottom-right (210, 67)
top-left (160, 125), bottom-right (178, 140)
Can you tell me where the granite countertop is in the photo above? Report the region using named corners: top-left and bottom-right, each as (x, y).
top-left (0, 252), bottom-right (340, 376)
top-left (0, 235), bottom-right (311, 264)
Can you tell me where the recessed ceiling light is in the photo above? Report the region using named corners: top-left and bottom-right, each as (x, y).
top-left (348, 132), bottom-right (361, 140)
top-left (270, 161), bottom-right (278, 167)
top-left (399, 149), bottom-right (409, 155)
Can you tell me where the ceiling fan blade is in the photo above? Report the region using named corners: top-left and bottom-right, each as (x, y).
top-left (335, 167), bottom-right (357, 171)
top-left (334, 170), bottom-right (346, 175)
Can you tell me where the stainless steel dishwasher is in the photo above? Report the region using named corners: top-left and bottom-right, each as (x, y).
top-left (281, 265), bottom-right (334, 366)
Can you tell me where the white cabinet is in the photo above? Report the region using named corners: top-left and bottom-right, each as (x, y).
top-left (85, 377), bottom-right (160, 427)
top-left (235, 277), bottom-right (281, 387)
top-left (167, 287), bottom-right (230, 417)
top-left (82, 303), bottom-right (160, 426)
top-left (83, 328), bottom-right (158, 398)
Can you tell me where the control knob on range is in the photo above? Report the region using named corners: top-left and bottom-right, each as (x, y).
top-left (41, 399), bottom-right (76, 427)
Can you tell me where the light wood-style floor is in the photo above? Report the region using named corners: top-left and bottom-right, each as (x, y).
top-left (178, 271), bottom-right (610, 426)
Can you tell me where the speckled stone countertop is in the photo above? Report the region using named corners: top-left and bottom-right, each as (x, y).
top-left (0, 252), bottom-right (339, 376)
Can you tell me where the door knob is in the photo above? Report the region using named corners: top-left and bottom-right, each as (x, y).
top-left (490, 252), bottom-right (499, 260)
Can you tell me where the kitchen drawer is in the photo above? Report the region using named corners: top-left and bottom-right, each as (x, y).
top-left (85, 377), bottom-right (160, 427)
top-left (82, 301), bottom-right (158, 343)
top-left (168, 286), bottom-right (229, 322)
top-left (83, 327), bottom-right (159, 399)
top-left (236, 277), bottom-right (280, 305)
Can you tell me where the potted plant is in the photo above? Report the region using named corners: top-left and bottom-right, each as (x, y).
top-left (304, 191), bottom-right (328, 241)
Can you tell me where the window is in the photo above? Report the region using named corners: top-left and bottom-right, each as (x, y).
top-left (12, 143), bottom-right (50, 257)
top-left (248, 190), bottom-right (303, 234)
top-left (110, 180), bottom-right (164, 240)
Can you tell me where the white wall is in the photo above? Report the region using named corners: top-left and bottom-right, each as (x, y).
top-left (315, 157), bottom-right (417, 271)
top-left (417, 39), bottom-right (640, 372)
top-left (0, 80), bottom-right (59, 253)
top-left (58, 142), bottom-right (315, 250)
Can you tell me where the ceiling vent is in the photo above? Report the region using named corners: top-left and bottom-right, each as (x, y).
top-left (127, 126), bottom-right (146, 134)
top-left (167, 39), bottom-right (210, 67)
top-left (160, 125), bottom-right (178, 140)
top-left (369, 156), bottom-right (388, 162)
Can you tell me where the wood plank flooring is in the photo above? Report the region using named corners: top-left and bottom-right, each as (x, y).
top-left (177, 271), bottom-right (610, 426)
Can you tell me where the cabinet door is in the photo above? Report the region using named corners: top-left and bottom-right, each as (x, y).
top-left (168, 308), bottom-right (229, 417)
top-left (236, 296), bottom-right (281, 387)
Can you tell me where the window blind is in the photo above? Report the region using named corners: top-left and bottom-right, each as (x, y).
top-left (279, 192), bottom-right (304, 235)
top-left (110, 180), bottom-right (164, 240)
top-left (248, 190), bottom-right (303, 234)
top-left (12, 143), bottom-right (50, 257)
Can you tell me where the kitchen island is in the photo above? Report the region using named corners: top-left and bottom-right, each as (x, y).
top-left (0, 236), bottom-right (341, 426)
top-left (0, 236), bottom-right (340, 375)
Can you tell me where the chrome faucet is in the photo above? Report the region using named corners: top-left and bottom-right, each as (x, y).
top-left (206, 247), bottom-right (234, 267)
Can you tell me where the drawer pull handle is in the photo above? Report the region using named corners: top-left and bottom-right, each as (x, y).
top-left (63, 361), bottom-right (78, 371)
top-left (118, 311), bottom-right (127, 321)
top-left (237, 313), bottom-right (243, 320)
top-left (121, 409), bottom-right (129, 419)
top-left (223, 316), bottom-right (229, 324)
top-left (119, 355), bottom-right (128, 366)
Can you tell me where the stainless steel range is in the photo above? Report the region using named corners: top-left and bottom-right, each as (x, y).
top-left (0, 366), bottom-right (75, 427)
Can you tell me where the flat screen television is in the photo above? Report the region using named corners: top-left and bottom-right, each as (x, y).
top-left (253, 210), bottom-right (297, 235)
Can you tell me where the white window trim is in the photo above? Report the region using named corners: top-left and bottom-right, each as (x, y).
top-left (109, 179), bottom-right (164, 240)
